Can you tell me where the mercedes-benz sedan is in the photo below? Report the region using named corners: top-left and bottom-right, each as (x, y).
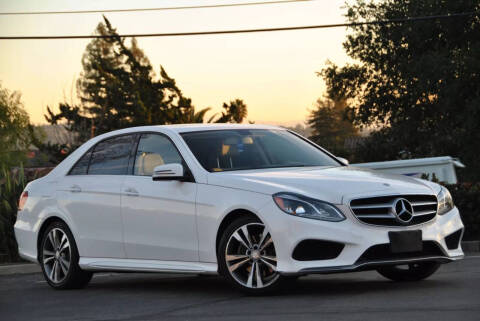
top-left (14, 124), bottom-right (464, 294)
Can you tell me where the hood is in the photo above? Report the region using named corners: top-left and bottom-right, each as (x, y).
top-left (207, 166), bottom-right (438, 204)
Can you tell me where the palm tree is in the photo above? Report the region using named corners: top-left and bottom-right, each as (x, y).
top-left (215, 99), bottom-right (248, 123)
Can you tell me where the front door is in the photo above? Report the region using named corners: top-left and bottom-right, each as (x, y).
top-left (121, 133), bottom-right (198, 261)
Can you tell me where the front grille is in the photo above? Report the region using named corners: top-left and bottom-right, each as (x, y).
top-left (350, 194), bottom-right (438, 226)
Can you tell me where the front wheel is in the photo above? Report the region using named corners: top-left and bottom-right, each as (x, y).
top-left (40, 221), bottom-right (92, 289)
top-left (376, 262), bottom-right (441, 282)
top-left (218, 217), bottom-right (283, 294)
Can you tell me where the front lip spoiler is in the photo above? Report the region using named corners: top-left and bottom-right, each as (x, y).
top-left (282, 255), bottom-right (464, 276)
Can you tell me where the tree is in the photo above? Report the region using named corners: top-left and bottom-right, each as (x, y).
top-left (321, 0), bottom-right (480, 180)
top-left (215, 99), bottom-right (248, 123)
top-left (285, 123), bottom-right (312, 138)
top-left (0, 83), bottom-right (31, 168)
top-left (46, 17), bottom-right (200, 139)
top-left (0, 166), bottom-right (25, 262)
top-left (46, 17), bottom-right (247, 147)
top-left (307, 97), bottom-right (358, 156)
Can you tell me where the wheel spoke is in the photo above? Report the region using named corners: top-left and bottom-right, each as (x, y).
top-left (260, 257), bottom-right (277, 271)
top-left (55, 260), bottom-right (61, 281)
top-left (60, 257), bottom-right (70, 269)
top-left (60, 240), bottom-right (70, 253)
top-left (262, 255), bottom-right (277, 262)
top-left (59, 234), bottom-right (68, 250)
top-left (43, 249), bottom-right (55, 256)
top-left (47, 231), bottom-right (55, 249)
top-left (258, 227), bottom-right (269, 249)
top-left (53, 230), bottom-right (60, 248)
top-left (49, 261), bottom-right (56, 281)
top-left (228, 257), bottom-right (250, 272)
top-left (226, 254), bottom-right (248, 262)
top-left (58, 258), bottom-right (68, 275)
top-left (240, 226), bottom-right (253, 248)
top-left (232, 231), bottom-right (249, 249)
top-left (246, 262), bottom-right (255, 288)
top-left (255, 262), bottom-right (263, 288)
top-left (259, 236), bottom-right (273, 251)
top-left (43, 256), bottom-right (55, 264)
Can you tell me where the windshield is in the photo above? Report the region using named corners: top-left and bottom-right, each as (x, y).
top-left (181, 129), bottom-right (341, 172)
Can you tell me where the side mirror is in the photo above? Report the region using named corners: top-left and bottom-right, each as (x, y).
top-left (152, 163), bottom-right (185, 181)
top-left (336, 157), bottom-right (349, 165)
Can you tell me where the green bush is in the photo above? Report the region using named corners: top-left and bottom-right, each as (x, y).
top-left (0, 166), bottom-right (26, 263)
top-left (447, 183), bottom-right (480, 241)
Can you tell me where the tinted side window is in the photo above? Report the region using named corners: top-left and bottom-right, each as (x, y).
top-left (69, 150), bottom-right (91, 175)
top-left (134, 134), bottom-right (182, 176)
top-left (88, 135), bottom-right (135, 175)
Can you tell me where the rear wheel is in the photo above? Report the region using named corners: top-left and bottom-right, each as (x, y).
top-left (40, 221), bottom-right (92, 289)
top-left (377, 262), bottom-right (441, 281)
top-left (218, 216), bottom-right (283, 294)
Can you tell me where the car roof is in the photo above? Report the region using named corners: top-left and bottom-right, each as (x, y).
top-left (159, 123), bottom-right (283, 133)
top-left (94, 123), bottom-right (285, 139)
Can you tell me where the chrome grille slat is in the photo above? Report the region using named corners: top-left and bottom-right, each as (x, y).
top-left (350, 194), bottom-right (438, 226)
top-left (411, 201), bottom-right (437, 206)
top-left (351, 203), bottom-right (393, 209)
top-left (413, 210), bottom-right (437, 217)
top-left (356, 214), bottom-right (395, 219)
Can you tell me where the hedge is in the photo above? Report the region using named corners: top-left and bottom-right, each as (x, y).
top-left (0, 167), bottom-right (26, 263)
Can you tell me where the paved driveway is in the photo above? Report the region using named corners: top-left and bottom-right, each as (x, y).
top-left (1, 256), bottom-right (479, 321)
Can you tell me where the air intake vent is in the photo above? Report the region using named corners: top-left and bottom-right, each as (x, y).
top-left (292, 240), bottom-right (344, 261)
top-left (445, 229), bottom-right (463, 250)
top-left (350, 194), bottom-right (437, 226)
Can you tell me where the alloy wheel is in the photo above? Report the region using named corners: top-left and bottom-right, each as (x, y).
top-left (42, 228), bottom-right (71, 283)
top-left (225, 223), bottom-right (279, 289)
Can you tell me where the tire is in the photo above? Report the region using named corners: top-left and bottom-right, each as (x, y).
top-left (376, 262), bottom-right (441, 282)
top-left (39, 221), bottom-right (93, 289)
top-left (218, 216), bottom-right (283, 295)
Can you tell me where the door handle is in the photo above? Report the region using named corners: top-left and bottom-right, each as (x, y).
top-left (69, 185), bottom-right (82, 193)
top-left (124, 187), bottom-right (139, 197)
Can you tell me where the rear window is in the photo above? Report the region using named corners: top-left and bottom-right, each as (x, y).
top-left (69, 150), bottom-right (91, 175)
top-left (87, 135), bottom-right (135, 175)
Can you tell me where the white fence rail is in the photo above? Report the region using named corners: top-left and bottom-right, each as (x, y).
top-left (353, 156), bottom-right (465, 184)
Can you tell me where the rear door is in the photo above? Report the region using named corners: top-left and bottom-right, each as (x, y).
top-left (57, 134), bottom-right (136, 258)
top-left (121, 132), bottom-right (198, 261)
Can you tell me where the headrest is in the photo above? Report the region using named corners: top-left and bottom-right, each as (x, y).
top-left (136, 152), bottom-right (165, 176)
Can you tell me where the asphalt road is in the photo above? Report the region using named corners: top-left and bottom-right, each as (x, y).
top-left (1, 256), bottom-right (479, 321)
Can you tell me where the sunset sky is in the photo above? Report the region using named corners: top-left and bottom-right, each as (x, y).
top-left (0, 0), bottom-right (351, 126)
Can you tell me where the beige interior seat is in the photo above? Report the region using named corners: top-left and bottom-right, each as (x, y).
top-left (135, 153), bottom-right (165, 176)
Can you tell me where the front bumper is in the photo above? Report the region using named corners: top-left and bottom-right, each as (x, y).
top-left (258, 202), bottom-right (464, 274)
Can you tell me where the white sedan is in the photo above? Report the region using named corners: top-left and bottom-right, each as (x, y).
top-left (14, 124), bottom-right (464, 294)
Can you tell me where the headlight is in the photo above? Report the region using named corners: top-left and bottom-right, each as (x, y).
top-left (273, 193), bottom-right (345, 222)
top-left (437, 186), bottom-right (454, 215)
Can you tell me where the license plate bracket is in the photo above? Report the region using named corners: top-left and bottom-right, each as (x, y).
top-left (388, 230), bottom-right (423, 253)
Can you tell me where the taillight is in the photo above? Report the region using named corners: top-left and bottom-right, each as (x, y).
top-left (18, 191), bottom-right (28, 211)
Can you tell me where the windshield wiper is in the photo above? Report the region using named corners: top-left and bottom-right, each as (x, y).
top-left (211, 164), bottom-right (327, 172)
top-left (253, 164), bottom-right (322, 169)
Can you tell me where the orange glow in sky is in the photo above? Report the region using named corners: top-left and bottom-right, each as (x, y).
top-left (0, 0), bottom-right (350, 126)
